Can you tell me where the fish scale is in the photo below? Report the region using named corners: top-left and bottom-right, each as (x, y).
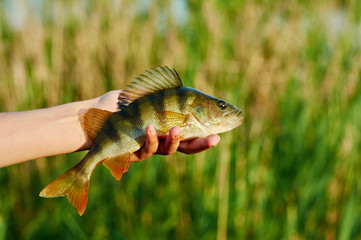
top-left (39, 66), bottom-right (244, 215)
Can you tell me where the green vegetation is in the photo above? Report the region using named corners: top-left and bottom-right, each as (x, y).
top-left (1, 0), bottom-right (361, 239)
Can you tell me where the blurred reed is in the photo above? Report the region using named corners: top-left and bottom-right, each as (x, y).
top-left (0, 0), bottom-right (361, 239)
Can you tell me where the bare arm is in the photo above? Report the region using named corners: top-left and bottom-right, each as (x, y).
top-left (0, 90), bottom-right (220, 168)
top-left (0, 99), bottom-right (96, 167)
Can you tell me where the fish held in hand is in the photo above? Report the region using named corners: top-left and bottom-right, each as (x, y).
top-left (39, 66), bottom-right (244, 215)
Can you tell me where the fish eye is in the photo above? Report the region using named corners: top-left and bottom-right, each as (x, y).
top-left (217, 100), bottom-right (227, 109)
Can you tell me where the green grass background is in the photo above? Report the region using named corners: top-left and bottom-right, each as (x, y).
top-left (1, 0), bottom-right (361, 239)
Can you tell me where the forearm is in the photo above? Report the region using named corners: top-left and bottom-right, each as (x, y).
top-left (0, 99), bottom-right (97, 167)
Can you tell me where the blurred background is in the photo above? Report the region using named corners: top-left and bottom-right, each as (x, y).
top-left (0, 0), bottom-right (361, 239)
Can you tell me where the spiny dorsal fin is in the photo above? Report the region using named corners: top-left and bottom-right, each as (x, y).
top-left (80, 108), bottom-right (114, 144)
top-left (118, 66), bottom-right (183, 109)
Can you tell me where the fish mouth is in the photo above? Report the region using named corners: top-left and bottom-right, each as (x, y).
top-left (225, 108), bottom-right (244, 125)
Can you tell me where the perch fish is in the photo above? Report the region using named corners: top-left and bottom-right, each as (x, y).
top-left (39, 66), bottom-right (244, 215)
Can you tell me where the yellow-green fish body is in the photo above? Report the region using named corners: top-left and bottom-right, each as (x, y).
top-left (40, 66), bottom-right (244, 215)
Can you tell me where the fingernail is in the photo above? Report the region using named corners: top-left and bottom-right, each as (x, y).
top-left (209, 135), bottom-right (220, 147)
top-left (172, 133), bottom-right (180, 140)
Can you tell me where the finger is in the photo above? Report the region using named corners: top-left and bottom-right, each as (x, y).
top-left (132, 124), bottom-right (159, 162)
top-left (178, 134), bottom-right (220, 154)
top-left (156, 126), bottom-right (181, 155)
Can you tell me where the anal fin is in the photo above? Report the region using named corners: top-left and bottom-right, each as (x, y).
top-left (102, 154), bottom-right (131, 180)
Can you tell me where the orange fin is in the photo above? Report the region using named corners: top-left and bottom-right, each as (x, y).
top-left (39, 163), bottom-right (90, 216)
top-left (102, 154), bottom-right (131, 181)
top-left (80, 108), bottom-right (114, 144)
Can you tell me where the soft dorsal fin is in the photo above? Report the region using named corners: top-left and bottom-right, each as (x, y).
top-left (118, 66), bottom-right (183, 109)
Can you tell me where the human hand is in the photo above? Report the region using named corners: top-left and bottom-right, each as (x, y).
top-left (93, 90), bottom-right (123, 112)
top-left (131, 124), bottom-right (221, 162)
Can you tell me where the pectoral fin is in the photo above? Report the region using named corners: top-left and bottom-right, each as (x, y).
top-left (102, 154), bottom-right (131, 180)
top-left (157, 111), bottom-right (190, 134)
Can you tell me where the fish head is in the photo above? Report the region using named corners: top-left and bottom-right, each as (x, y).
top-left (188, 91), bottom-right (244, 134)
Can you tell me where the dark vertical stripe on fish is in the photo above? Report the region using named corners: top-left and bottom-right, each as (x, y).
top-left (103, 120), bottom-right (121, 143)
top-left (149, 91), bottom-right (166, 124)
top-left (116, 103), bottom-right (145, 141)
top-left (118, 102), bottom-right (143, 129)
top-left (90, 142), bottom-right (102, 155)
top-left (127, 101), bottom-right (144, 128)
top-left (176, 87), bottom-right (187, 112)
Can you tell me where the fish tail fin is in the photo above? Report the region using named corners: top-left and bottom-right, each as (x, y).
top-left (39, 162), bottom-right (90, 216)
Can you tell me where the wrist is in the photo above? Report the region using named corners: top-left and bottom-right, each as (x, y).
top-left (46, 98), bottom-right (99, 152)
